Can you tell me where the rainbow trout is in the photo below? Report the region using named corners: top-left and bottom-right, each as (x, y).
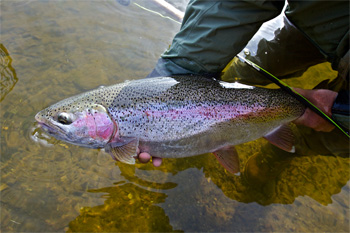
top-left (35, 76), bottom-right (305, 173)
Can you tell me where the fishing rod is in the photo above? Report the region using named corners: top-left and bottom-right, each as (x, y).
top-left (237, 54), bottom-right (350, 138)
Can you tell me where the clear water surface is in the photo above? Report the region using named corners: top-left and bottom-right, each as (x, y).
top-left (1, 1), bottom-right (349, 232)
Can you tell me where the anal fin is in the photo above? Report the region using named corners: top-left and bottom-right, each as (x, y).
top-left (213, 146), bottom-right (240, 175)
top-left (105, 137), bottom-right (139, 164)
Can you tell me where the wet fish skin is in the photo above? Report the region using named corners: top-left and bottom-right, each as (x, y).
top-left (35, 76), bottom-right (305, 170)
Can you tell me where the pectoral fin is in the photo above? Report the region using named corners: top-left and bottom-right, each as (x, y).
top-left (213, 146), bottom-right (240, 175)
top-left (105, 137), bottom-right (139, 164)
top-left (263, 124), bottom-right (295, 153)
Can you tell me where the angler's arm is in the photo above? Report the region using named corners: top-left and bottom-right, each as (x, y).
top-left (148, 0), bottom-right (284, 77)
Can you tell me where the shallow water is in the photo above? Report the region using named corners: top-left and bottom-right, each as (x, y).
top-left (1, 1), bottom-right (349, 232)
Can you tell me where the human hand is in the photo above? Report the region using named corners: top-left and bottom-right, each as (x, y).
top-left (292, 88), bottom-right (338, 132)
top-left (136, 148), bottom-right (162, 167)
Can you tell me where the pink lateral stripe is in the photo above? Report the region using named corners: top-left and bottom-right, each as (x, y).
top-left (143, 104), bottom-right (277, 120)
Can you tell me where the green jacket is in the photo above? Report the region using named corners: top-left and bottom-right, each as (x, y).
top-left (160, 0), bottom-right (349, 75)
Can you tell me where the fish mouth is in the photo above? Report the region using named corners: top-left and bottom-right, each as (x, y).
top-left (34, 112), bottom-right (42, 123)
top-left (34, 111), bottom-right (108, 149)
top-left (35, 111), bottom-right (49, 126)
top-left (35, 112), bottom-right (66, 136)
top-left (36, 121), bottom-right (65, 138)
top-left (35, 118), bottom-right (80, 148)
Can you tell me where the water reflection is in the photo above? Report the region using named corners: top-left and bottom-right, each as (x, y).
top-left (228, 125), bottom-right (349, 206)
top-left (68, 182), bottom-right (180, 232)
top-left (0, 44), bottom-right (17, 102)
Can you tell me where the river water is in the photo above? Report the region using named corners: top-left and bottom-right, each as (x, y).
top-left (1, 0), bottom-right (349, 232)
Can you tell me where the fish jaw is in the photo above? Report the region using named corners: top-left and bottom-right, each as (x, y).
top-left (35, 106), bottom-right (117, 149)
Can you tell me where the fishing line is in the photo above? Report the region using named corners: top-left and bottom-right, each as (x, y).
top-left (133, 2), bottom-right (182, 25)
top-left (237, 54), bottom-right (350, 138)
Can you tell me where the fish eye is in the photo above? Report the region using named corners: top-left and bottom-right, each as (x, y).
top-left (57, 112), bottom-right (73, 125)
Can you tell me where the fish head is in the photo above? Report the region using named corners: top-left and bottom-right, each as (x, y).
top-left (35, 95), bottom-right (116, 149)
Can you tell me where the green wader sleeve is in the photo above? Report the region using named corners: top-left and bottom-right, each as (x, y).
top-left (285, 1), bottom-right (349, 69)
top-left (221, 14), bottom-right (328, 86)
top-left (161, 0), bottom-right (284, 75)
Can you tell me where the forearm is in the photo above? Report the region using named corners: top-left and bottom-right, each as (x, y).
top-left (161, 0), bottom-right (284, 75)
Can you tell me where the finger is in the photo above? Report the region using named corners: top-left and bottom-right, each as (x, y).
top-left (152, 157), bottom-right (162, 167)
top-left (138, 152), bottom-right (152, 163)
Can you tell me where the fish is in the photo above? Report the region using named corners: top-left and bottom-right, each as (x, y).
top-left (35, 76), bottom-right (305, 174)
